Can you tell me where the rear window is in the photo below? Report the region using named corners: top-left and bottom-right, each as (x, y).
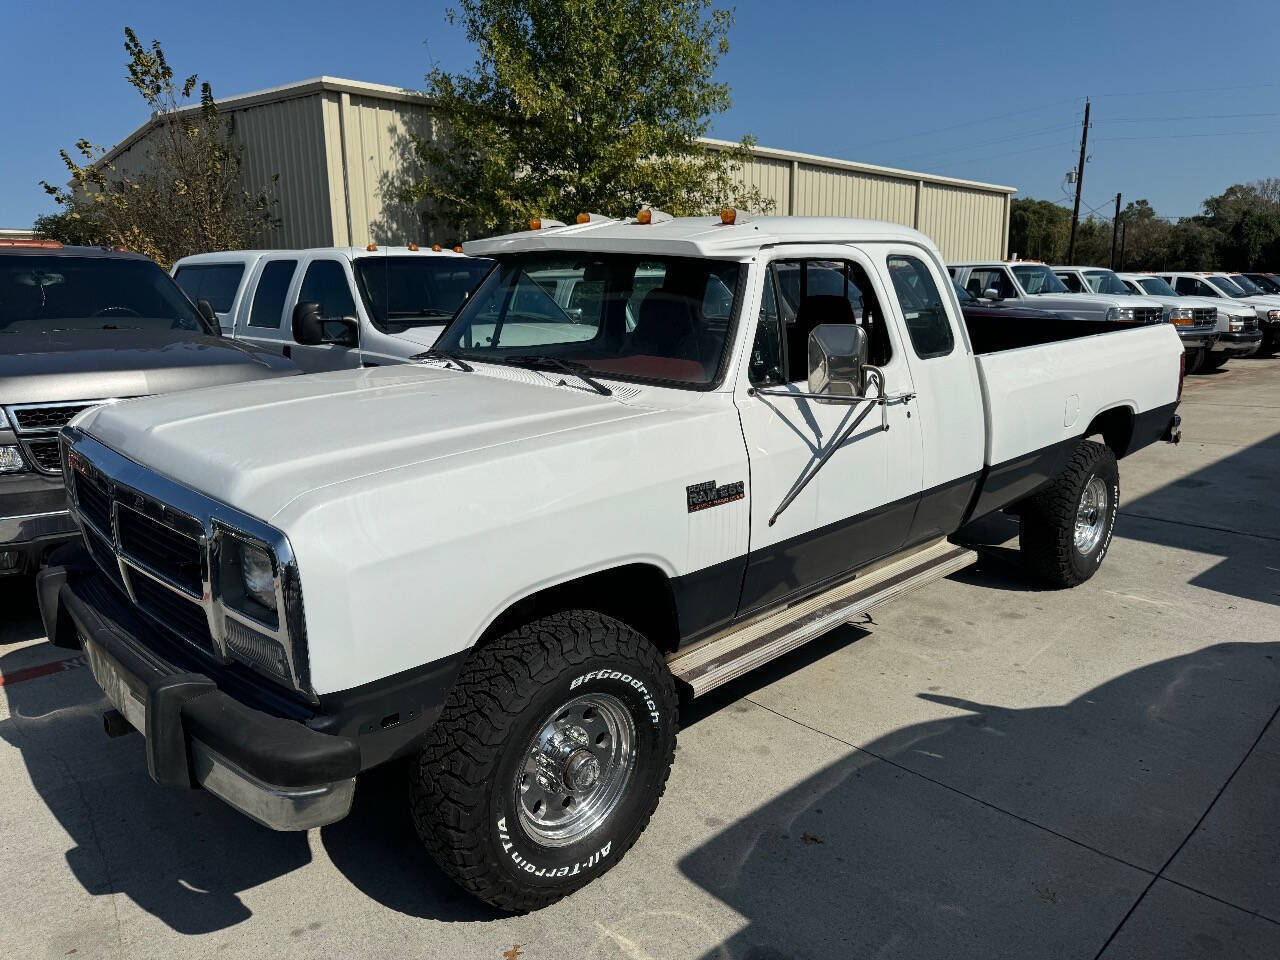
top-left (173, 263), bottom-right (246, 313)
top-left (0, 254), bottom-right (205, 336)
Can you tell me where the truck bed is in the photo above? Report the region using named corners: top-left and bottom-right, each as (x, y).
top-left (965, 323), bottom-right (1182, 520)
top-left (963, 312), bottom-right (1132, 355)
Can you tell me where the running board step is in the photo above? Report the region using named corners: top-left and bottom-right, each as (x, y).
top-left (669, 540), bottom-right (976, 698)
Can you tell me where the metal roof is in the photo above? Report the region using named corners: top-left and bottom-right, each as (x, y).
top-left (464, 214), bottom-right (942, 259)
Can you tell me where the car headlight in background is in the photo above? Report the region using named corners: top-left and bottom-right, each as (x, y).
top-left (1106, 307), bottom-right (1137, 322)
top-left (1167, 307), bottom-right (1194, 326)
top-left (1267, 309), bottom-right (1280, 324)
top-left (0, 446), bottom-right (26, 474)
top-left (1230, 316), bottom-right (1245, 332)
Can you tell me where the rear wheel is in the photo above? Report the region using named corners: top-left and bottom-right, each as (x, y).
top-left (411, 609), bottom-right (678, 912)
top-left (1018, 440), bottom-right (1119, 588)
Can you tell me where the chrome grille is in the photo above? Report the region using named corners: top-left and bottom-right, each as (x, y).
top-left (60, 428), bottom-right (311, 696)
top-left (1135, 307), bottom-right (1163, 325)
top-left (1192, 308), bottom-right (1216, 327)
top-left (1244, 316), bottom-right (1259, 331)
top-left (4, 400), bottom-right (119, 475)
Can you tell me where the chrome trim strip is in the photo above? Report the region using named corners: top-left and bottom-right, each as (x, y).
top-left (190, 742), bottom-right (355, 831)
top-left (61, 427), bottom-right (313, 699)
top-left (0, 508), bottom-right (76, 543)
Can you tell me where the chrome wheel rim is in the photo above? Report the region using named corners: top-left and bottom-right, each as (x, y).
top-left (1074, 476), bottom-right (1109, 555)
top-left (516, 692), bottom-right (636, 848)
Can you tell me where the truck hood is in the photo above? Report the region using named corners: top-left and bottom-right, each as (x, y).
top-left (0, 329), bottom-right (298, 404)
top-left (75, 363), bottom-right (660, 523)
top-left (385, 325), bottom-right (448, 350)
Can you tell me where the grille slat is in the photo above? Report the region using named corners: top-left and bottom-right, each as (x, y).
top-left (130, 576), bottom-right (216, 654)
top-left (84, 527), bottom-right (126, 593)
top-left (117, 507), bottom-right (203, 596)
top-left (23, 439), bottom-right (62, 472)
top-left (1135, 307), bottom-right (1163, 324)
top-left (12, 404), bottom-right (96, 432)
top-left (73, 472), bottom-right (113, 535)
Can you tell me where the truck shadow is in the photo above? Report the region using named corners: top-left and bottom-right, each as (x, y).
top-left (676, 640), bottom-right (1280, 959)
top-left (0, 576), bottom-right (45, 646)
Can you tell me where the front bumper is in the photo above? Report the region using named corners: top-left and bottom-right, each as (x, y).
top-left (53, 568), bottom-right (360, 830)
top-left (1175, 331), bottom-right (1216, 350)
top-left (1213, 331), bottom-right (1263, 356)
top-left (0, 473), bottom-right (78, 574)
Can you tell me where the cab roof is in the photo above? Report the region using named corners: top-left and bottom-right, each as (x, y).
top-left (0, 242), bottom-right (151, 261)
top-left (463, 215), bottom-right (941, 260)
top-left (174, 245), bottom-right (477, 266)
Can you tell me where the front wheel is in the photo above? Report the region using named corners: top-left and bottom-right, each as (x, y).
top-left (1018, 440), bottom-right (1119, 588)
top-left (411, 610), bottom-right (678, 912)
top-left (1203, 352), bottom-right (1230, 371)
top-left (1185, 348), bottom-right (1205, 375)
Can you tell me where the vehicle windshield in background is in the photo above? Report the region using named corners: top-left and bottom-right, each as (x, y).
top-left (1208, 275), bottom-right (1247, 298)
top-left (1226, 274), bottom-right (1263, 296)
top-left (1246, 274), bottom-right (1280, 293)
top-left (1013, 264), bottom-right (1070, 295)
top-left (1138, 276), bottom-right (1178, 297)
top-left (0, 255), bottom-right (206, 336)
top-left (435, 253), bottom-right (741, 388)
top-left (1084, 270), bottom-right (1131, 295)
top-left (353, 256), bottom-right (494, 332)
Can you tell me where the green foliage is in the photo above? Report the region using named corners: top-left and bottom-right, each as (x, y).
top-left (401, 0), bottom-right (769, 237)
top-left (1010, 180), bottom-right (1280, 271)
top-left (39, 28), bottom-right (278, 267)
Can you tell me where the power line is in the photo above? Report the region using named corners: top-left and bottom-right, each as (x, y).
top-left (1092, 80), bottom-right (1278, 99)
top-left (1096, 129), bottom-right (1276, 142)
top-left (931, 140), bottom-right (1078, 168)
top-left (886, 120), bottom-right (1079, 164)
top-left (1099, 111), bottom-right (1280, 123)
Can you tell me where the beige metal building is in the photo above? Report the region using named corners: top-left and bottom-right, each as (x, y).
top-left (96, 76), bottom-right (1016, 260)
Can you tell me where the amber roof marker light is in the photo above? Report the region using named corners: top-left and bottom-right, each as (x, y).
top-left (576, 213), bottom-right (591, 224)
top-left (366, 243), bottom-right (378, 251)
top-left (636, 208), bottom-right (652, 225)
top-left (407, 242), bottom-right (419, 251)
top-left (720, 208), bottom-right (737, 226)
top-left (453, 245), bottom-right (464, 253)
top-left (431, 243), bottom-right (443, 252)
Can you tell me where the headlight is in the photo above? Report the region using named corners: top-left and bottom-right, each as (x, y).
top-left (1167, 307), bottom-right (1194, 325)
top-left (0, 407), bottom-right (9, 430)
top-left (1230, 316), bottom-right (1245, 332)
top-left (1106, 307), bottom-right (1136, 322)
top-left (217, 530), bottom-right (279, 624)
top-left (1268, 309), bottom-right (1280, 322)
top-left (0, 445), bottom-right (26, 474)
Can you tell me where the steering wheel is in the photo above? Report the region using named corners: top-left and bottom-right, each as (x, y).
top-left (92, 306), bottom-right (143, 318)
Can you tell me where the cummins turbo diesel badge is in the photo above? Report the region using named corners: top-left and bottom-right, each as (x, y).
top-left (686, 480), bottom-right (745, 513)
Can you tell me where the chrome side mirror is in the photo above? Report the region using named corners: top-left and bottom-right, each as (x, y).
top-left (807, 323), bottom-right (869, 403)
top-left (982, 287), bottom-right (1002, 301)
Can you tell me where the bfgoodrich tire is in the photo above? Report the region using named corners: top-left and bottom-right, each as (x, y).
top-left (411, 610), bottom-right (678, 912)
top-left (1018, 440), bottom-right (1119, 589)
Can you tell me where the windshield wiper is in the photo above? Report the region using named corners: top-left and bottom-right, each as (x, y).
top-left (500, 355), bottom-right (613, 396)
top-left (412, 348), bottom-right (473, 372)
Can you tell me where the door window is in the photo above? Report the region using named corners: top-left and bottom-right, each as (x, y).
top-left (966, 268), bottom-right (1016, 300)
top-left (248, 259), bottom-right (297, 328)
top-left (299, 260), bottom-right (357, 319)
top-left (1056, 271), bottom-right (1084, 293)
top-left (772, 258), bottom-right (892, 380)
top-left (887, 255), bottom-right (954, 359)
top-left (173, 263), bottom-right (245, 312)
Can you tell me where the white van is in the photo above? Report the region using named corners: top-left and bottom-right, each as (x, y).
top-left (173, 246), bottom-right (492, 372)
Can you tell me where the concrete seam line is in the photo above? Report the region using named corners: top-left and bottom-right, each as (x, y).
top-left (741, 696), bottom-right (1154, 877)
top-left (1089, 701), bottom-right (1280, 959)
top-left (1118, 510), bottom-right (1280, 544)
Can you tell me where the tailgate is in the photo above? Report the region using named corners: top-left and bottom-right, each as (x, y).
top-left (973, 324), bottom-right (1181, 505)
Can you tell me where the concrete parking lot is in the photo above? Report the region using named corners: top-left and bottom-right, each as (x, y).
top-left (2, 358), bottom-right (1277, 960)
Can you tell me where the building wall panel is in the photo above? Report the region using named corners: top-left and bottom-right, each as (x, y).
top-left (341, 94), bottom-right (435, 246)
top-left (918, 184), bottom-right (1008, 261)
top-left (793, 165), bottom-right (918, 226)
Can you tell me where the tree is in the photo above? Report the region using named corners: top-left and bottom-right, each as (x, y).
top-left (39, 28), bottom-right (278, 266)
top-left (1008, 198), bottom-right (1069, 262)
top-left (400, 0), bottom-right (768, 238)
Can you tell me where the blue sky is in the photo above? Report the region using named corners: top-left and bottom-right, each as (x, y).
top-left (3, 0), bottom-right (1279, 229)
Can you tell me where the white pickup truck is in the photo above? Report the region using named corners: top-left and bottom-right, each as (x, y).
top-left (172, 246), bottom-right (492, 372)
top-left (40, 214), bottom-right (1183, 912)
top-left (950, 260), bottom-right (1165, 325)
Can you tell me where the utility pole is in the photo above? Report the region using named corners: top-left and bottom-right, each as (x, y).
top-left (1110, 192), bottom-right (1122, 269)
top-left (1119, 222), bottom-right (1127, 271)
top-left (1066, 98), bottom-right (1091, 263)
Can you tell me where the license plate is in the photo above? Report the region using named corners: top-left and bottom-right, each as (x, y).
top-left (83, 635), bottom-right (147, 733)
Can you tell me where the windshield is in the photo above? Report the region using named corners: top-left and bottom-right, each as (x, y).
top-left (435, 252), bottom-right (742, 388)
top-left (1209, 276), bottom-right (1247, 297)
top-left (1227, 274), bottom-right (1263, 296)
top-left (1084, 270), bottom-right (1131, 295)
top-left (1138, 277), bottom-right (1178, 297)
top-left (0, 254), bottom-right (206, 336)
top-left (353, 256), bottom-right (494, 332)
top-left (1012, 264), bottom-right (1070, 294)
top-left (1246, 273), bottom-right (1280, 294)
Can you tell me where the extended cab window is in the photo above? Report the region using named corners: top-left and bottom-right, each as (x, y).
top-left (173, 263), bottom-right (245, 312)
top-left (887, 255), bottom-right (954, 359)
top-left (249, 259), bottom-right (297, 328)
top-left (436, 253), bottom-right (742, 387)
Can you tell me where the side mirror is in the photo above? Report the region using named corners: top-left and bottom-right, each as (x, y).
top-left (807, 323), bottom-right (869, 402)
top-left (292, 301), bottom-right (357, 347)
top-left (982, 287), bottom-right (1002, 301)
top-left (196, 298), bottom-right (221, 335)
